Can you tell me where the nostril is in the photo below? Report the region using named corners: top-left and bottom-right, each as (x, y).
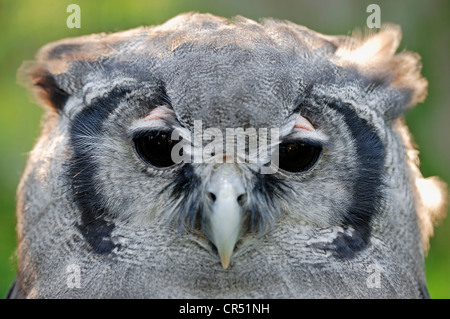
top-left (208, 192), bottom-right (216, 202)
top-left (237, 194), bottom-right (246, 207)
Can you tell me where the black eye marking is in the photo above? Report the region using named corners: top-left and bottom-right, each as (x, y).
top-left (132, 130), bottom-right (180, 169)
top-left (70, 87), bottom-right (132, 255)
top-left (277, 139), bottom-right (322, 173)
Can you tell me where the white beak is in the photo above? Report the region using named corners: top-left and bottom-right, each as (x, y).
top-left (205, 164), bottom-right (246, 269)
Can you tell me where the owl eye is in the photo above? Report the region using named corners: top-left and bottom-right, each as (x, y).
top-left (132, 130), bottom-right (178, 168)
top-left (277, 140), bottom-right (322, 173)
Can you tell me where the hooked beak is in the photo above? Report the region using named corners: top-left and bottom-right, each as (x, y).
top-left (204, 164), bottom-right (246, 269)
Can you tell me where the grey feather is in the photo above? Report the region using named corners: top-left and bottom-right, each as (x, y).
top-left (12, 13), bottom-right (447, 298)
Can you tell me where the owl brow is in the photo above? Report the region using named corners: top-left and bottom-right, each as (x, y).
top-left (290, 91), bottom-right (311, 115)
top-left (156, 81), bottom-right (172, 109)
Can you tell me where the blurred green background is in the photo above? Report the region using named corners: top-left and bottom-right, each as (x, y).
top-left (0, 0), bottom-right (448, 298)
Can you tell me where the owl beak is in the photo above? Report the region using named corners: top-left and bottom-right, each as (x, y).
top-left (204, 164), bottom-right (246, 269)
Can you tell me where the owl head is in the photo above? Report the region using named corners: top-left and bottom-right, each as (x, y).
top-left (14, 13), bottom-right (446, 298)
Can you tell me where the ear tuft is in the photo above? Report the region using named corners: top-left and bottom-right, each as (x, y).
top-left (19, 28), bottom-right (149, 112)
top-left (19, 62), bottom-right (70, 112)
top-left (334, 25), bottom-right (401, 64)
top-left (387, 51), bottom-right (428, 106)
top-left (332, 24), bottom-right (428, 110)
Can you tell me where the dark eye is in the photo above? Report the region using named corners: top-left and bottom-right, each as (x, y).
top-left (132, 130), bottom-right (178, 168)
top-left (277, 140), bottom-right (322, 173)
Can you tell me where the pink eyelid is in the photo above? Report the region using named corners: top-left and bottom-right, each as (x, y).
top-left (294, 125), bottom-right (314, 131)
top-left (294, 116), bottom-right (315, 132)
top-left (143, 107), bottom-right (169, 122)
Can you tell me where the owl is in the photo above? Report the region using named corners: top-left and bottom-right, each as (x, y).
top-left (8, 13), bottom-right (447, 298)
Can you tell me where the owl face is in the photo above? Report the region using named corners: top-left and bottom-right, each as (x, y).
top-left (14, 13), bottom-right (445, 298)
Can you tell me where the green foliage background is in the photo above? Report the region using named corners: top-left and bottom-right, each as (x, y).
top-left (0, 0), bottom-right (448, 298)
